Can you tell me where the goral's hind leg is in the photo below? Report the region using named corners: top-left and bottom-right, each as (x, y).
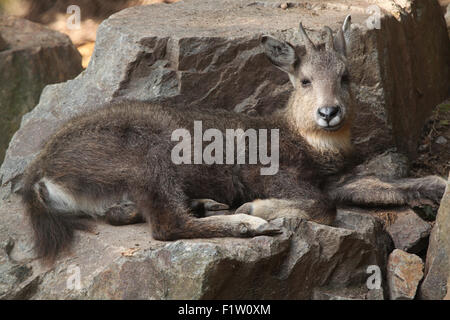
top-left (137, 190), bottom-right (281, 240)
top-left (148, 211), bottom-right (282, 240)
top-left (105, 201), bottom-right (145, 226)
top-left (132, 155), bottom-right (281, 239)
top-left (189, 199), bottom-right (231, 217)
top-left (104, 198), bottom-right (230, 226)
top-left (190, 199), bottom-right (229, 211)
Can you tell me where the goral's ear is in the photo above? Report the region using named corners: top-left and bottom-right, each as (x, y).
top-left (334, 15), bottom-right (351, 57)
top-left (261, 36), bottom-right (299, 84)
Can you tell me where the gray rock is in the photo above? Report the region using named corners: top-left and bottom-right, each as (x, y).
top-left (386, 209), bottom-right (432, 254)
top-left (435, 136), bottom-right (448, 145)
top-left (352, 150), bottom-right (410, 180)
top-left (0, 15), bottom-right (82, 165)
top-left (1, 0), bottom-right (449, 194)
top-left (0, 194), bottom-right (391, 299)
top-left (419, 174), bottom-right (450, 300)
top-left (418, 144), bottom-right (429, 153)
top-left (387, 249), bottom-right (424, 300)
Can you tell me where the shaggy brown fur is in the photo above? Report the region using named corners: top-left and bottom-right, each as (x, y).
top-left (22, 102), bottom-right (337, 261)
top-left (21, 17), bottom-right (446, 263)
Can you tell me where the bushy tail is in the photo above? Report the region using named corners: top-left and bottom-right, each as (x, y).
top-left (21, 176), bottom-right (91, 263)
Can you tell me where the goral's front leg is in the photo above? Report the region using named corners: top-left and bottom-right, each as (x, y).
top-left (190, 198), bottom-right (231, 217)
top-left (403, 175), bottom-right (447, 217)
top-left (235, 198), bottom-right (335, 225)
top-left (327, 175), bottom-right (447, 211)
top-left (105, 201), bottom-right (144, 226)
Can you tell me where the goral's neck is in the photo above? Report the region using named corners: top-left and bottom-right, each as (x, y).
top-left (301, 126), bottom-right (353, 155)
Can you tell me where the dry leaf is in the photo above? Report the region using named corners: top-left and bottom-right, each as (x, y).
top-left (121, 247), bottom-right (140, 257)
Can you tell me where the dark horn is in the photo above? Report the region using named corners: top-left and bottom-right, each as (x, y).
top-left (299, 22), bottom-right (317, 52)
top-left (324, 26), bottom-right (334, 51)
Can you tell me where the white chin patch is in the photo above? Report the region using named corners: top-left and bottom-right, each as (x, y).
top-left (316, 116), bottom-right (343, 128)
top-left (329, 116), bottom-right (342, 127)
top-left (317, 118), bottom-right (328, 127)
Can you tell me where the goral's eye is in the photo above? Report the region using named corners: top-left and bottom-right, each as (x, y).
top-left (301, 79), bottom-right (311, 87)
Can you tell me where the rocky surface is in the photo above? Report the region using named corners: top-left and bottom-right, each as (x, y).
top-left (1, 0), bottom-right (449, 194)
top-left (419, 174), bottom-right (450, 299)
top-left (387, 249), bottom-right (424, 300)
top-left (0, 194), bottom-right (392, 299)
top-left (0, 15), bottom-right (82, 165)
top-left (351, 150), bottom-right (410, 180)
top-left (386, 210), bottom-right (431, 254)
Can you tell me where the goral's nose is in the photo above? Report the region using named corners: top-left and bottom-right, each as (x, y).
top-left (317, 106), bottom-right (341, 122)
